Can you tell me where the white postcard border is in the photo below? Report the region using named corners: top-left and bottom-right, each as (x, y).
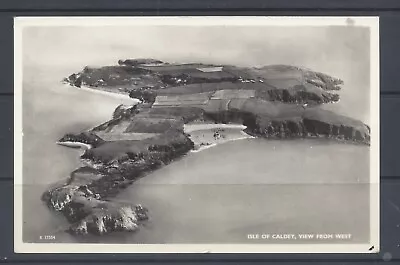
top-left (13, 16), bottom-right (380, 254)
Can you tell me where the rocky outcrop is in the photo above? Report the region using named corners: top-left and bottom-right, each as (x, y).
top-left (43, 130), bottom-right (194, 235)
top-left (129, 88), bottom-right (157, 103)
top-left (204, 109), bottom-right (369, 145)
top-left (57, 132), bottom-right (105, 148)
top-left (113, 104), bottom-right (138, 119)
top-left (41, 166), bottom-right (149, 235)
top-left (47, 59), bottom-right (371, 236)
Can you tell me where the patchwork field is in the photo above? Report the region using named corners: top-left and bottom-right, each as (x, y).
top-left (211, 89), bottom-right (256, 100)
top-left (125, 118), bottom-right (184, 133)
top-left (95, 132), bottom-right (159, 142)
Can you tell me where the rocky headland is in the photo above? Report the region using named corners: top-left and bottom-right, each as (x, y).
top-left (43, 59), bottom-right (370, 236)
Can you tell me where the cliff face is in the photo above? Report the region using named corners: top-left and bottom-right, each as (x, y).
top-left (46, 130), bottom-right (194, 235)
top-left (46, 59), bottom-right (371, 236)
top-left (203, 99), bottom-right (369, 144)
top-left (41, 166), bottom-right (150, 235)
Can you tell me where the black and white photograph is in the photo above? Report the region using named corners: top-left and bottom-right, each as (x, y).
top-left (14, 16), bottom-right (379, 253)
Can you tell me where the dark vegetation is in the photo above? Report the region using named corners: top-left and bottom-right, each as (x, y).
top-left (112, 104), bottom-right (139, 119)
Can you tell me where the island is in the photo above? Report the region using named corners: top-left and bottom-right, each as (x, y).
top-left (42, 59), bottom-right (370, 236)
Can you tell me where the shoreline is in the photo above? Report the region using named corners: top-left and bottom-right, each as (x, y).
top-left (185, 123), bottom-right (255, 153)
top-left (61, 83), bottom-right (140, 102)
top-left (183, 123), bottom-right (247, 133)
top-left (56, 141), bottom-right (93, 157)
top-left (56, 141), bottom-right (92, 150)
top-left (190, 133), bottom-right (254, 153)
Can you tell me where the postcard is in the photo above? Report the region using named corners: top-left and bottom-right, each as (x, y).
top-left (14, 16), bottom-right (379, 253)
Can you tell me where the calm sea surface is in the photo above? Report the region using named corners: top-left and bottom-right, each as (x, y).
top-left (21, 26), bottom-right (372, 244)
top-left (22, 65), bottom-right (370, 244)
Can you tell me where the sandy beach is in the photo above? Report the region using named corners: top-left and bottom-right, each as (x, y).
top-left (62, 83), bottom-right (140, 103)
top-left (183, 123), bottom-right (248, 133)
top-left (184, 123), bottom-right (255, 152)
top-left (56, 141), bottom-right (92, 150)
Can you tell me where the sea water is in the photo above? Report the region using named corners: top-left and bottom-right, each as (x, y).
top-left (21, 25), bottom-right (371, 243)
top-left (22, 66), bottom-right (370, 244)
top-left (21, 66), bottom-right (137, 242)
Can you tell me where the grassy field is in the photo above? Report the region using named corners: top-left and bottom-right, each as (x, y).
top-left (153, 93), bottom-right (212, 107)
top-left (125, 118), bottom-right (184, 133)
top-left (83, 129), bottom-right (193, 164)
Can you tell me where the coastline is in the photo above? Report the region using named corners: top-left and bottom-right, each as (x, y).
top-left (61, 83), bottom-right (140, 102)
top-left (56, 141), bottom-right (93, 158)
top-left (183, 123), bottom-right (248, 133)
top-left (39, 59), bottom-right (371, 238)
top-left (56, 141), bottom-right (92, 150)
top-left (185, 123), bottom-right (255, 153)
top-left (190, 133), bottom-right (254, 153)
